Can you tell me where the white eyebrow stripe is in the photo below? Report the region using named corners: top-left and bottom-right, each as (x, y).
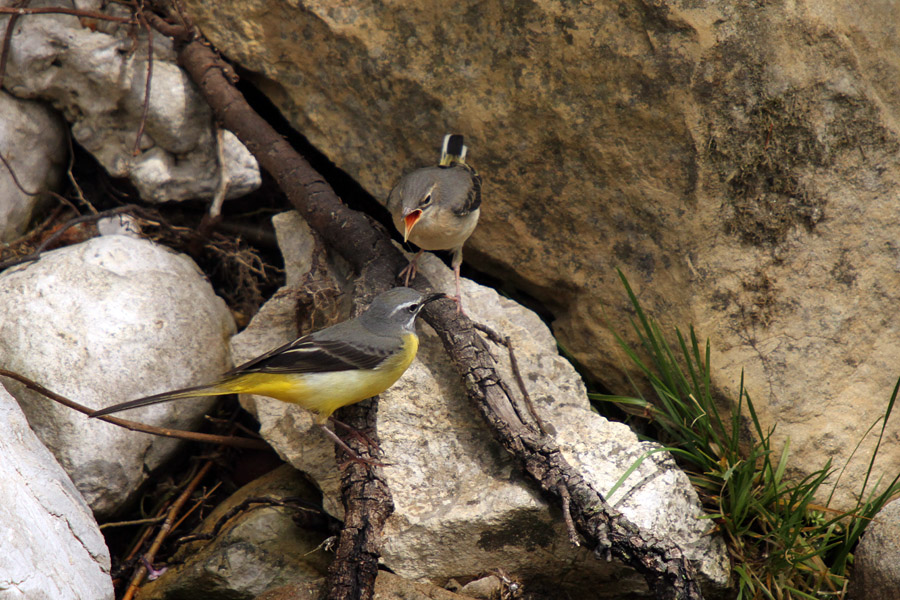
top-left (389, 301), bottom-right (418, 318)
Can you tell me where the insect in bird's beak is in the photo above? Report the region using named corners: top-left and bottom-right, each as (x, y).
top-left (403, 209), bottom-right (423, 242)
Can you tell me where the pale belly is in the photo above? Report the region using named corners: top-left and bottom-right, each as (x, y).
top-left (394, 208), bottom-right (480, 251)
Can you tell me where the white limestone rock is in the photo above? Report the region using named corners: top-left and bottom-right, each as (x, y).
top-left (0, 383), bottom-right (113, 600)
top-left (0, 90), bottom-right (66, 242)
top-left (0, 0), bottom-right (259, 203)
top-left (230, 214), bottom-right (729, 596)
top-left (233, 211), bottom-right (352, 513)
top-left (0, 235), bottom-right (235, 516)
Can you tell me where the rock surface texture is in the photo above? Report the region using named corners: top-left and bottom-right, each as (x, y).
top-left (0, 90), bottom-right (66, 242)
top-left (136, 465), bottom-right (331, 600)
top-left (0, 1), bottom-right (259, 202)
top-left (230, 213), bottom-right (729, 597)
top-left (0, 235), bottom-right (235, 516)
top-left (180, 0), bottom-right (900, 506)
top-left (847, 498), bottom-right (900, 600)
top-left (0, 384), bottom-right (113, 600)
top-left (252, 572), bottom-right (482, 600)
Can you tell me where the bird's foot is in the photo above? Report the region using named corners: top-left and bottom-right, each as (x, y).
top-left (450, 294), bottom-right (466, 316)
top-left (398, 250), bottom-right (424, 287)
top-left (399, 261), bottom-right (418, 287)
top-left (452, 262), bottom-right (467, 315)
top-left (329, 417), bottom-right (381, 454)
top-left (319, 423), bottom-right (387, 468)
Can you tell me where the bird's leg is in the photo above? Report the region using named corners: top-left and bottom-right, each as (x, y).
top-left (317, 423), bottom-right (387, 467)
top-left (398, 250), bottom-right (424, 286)
top-left (329, 416), bottom-right (381, 453)
top-left (451, 248), bottom-right (466, 315)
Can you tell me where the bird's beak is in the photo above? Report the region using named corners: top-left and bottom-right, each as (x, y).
top-left (402, 209), bottom-right (423, 242)
top-left (422, 293), bottom-right (447, 306)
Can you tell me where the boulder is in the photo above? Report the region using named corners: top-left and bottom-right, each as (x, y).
top-left (0, 383), bottom-right (113, 600)
top-left (0, 235), bottom-right (235, 516)
top-left (136, 465), bottom-right (331, 600)
top-left (847, 498), bottom-right (900, 600)
top-left (0, 1), bottom-right (259, 202)
top-left (0, 91), bottom-right (66, 242)
top-left (179, 0), bottom-right (900, 506)
top-left (253, 572), bottom-right (482, 600)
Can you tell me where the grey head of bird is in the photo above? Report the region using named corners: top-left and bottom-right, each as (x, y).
top-left (358, 287), bottom-right (445, 335)
top-left (388, 165), bottom-right (479, 242)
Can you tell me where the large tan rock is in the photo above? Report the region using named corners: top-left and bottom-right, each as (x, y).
top-left (180, 0), bottom-right (900, 505)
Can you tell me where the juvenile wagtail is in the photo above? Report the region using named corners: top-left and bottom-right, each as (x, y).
top-left (90, 287), bottom-right (445, 463)
top-left (387, 134), bottom-right (482, 310)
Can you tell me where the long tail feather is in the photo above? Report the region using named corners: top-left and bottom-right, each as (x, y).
top-left (89, 383), bottom-right (226, 418)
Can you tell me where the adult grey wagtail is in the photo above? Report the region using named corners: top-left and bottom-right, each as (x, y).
top-left (387, 134), bottom-right (482, 311)
top-left (90, 287), bottom-right (446, 464)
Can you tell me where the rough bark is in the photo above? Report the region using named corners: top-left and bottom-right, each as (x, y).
top-left (159, 15), bottom-right (704, 600)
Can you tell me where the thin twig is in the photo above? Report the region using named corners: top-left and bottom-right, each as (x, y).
top-left (0, 369), bottom-right (269, 450)
top-left (64, 129), bottom-right (96, 213)
top-left (0, 0), bottom-right (29, 89)
top-left (132, 1), bottom-right (153, 157)
top-left (0, 135), bottom-right (92, 217)
top-left (170, 480), bottom-right (221, 532)
top-left (209, 124), bottom-right (228, 219)
top-left (0, 149), bottom-right (40, 196)
top-left (0, 141), bottom-right (96, 243)
top-left (0, 205), bottom-right (138, 270)
top-left (473, 322), bottom-right (549, 435)
top-left (1, 203), bottom-right (68, 248)
top-left (203, 415), bottom-right (263, 439)
top-left (100, 515), bottom-right (166, 530)
top-left (0, 6), bottom-right (135, 22)
top-left (120, 459), bottom-right (215, 600)
top-left (117, 496), bottom-right (175, 580)
top-left (173, 495), bottom-right (330, 548)
top-left (0, 0), bottom-right (22, 91)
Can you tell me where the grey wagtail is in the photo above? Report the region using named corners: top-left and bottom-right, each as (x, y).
top-left (90, 287), bottom-right (445, 463)
top-left (387, 134), bottom-right (482, 310)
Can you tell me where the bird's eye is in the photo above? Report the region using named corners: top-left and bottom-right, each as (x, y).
top-left (419, 193), bottom-right (432, 208)
top-left (407, 303), bottom-right (419, 313)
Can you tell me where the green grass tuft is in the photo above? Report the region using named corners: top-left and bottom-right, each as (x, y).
top-left (589, 270), bottom-right (900, 599)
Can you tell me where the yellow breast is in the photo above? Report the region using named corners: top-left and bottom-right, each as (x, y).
top-left (222, 333), bottom-right (419, 423)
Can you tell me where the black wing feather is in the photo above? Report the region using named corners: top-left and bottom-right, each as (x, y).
top-left (227, 335), bottom-right (394, 376)
top-left (455, 165), bottom-right (482, 215)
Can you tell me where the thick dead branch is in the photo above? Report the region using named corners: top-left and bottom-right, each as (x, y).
top-left (162, 19), bottom-right (704, 600)
top-left (162, 27), bottom-right (400, 600)
top-left (327, 398), bottom-right (394, 600)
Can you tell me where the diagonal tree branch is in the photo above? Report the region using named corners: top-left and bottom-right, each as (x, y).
top-left (148, 11), bottom-right (704, 600)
